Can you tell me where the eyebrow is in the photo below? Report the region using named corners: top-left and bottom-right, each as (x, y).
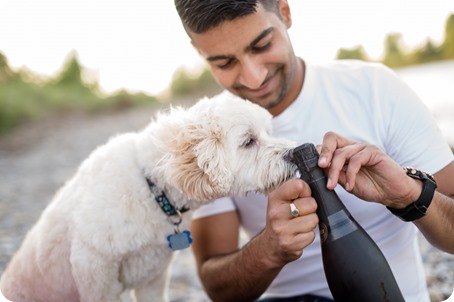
top-left (206, 27), bottom-right (274, 62)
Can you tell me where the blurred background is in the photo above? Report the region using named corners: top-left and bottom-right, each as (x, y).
top-left (0, 0), bottom-right (453, 301)
top-left (0, 0), bottom-right (453, 139)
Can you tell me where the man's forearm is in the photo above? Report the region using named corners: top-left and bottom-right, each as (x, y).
top-left (415, 191), bottom-right (454, 254)
top-left (199, 233), bottom-right (283, 301)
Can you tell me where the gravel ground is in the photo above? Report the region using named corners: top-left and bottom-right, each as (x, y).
top-left (0, 102), bottom-right (453, 301)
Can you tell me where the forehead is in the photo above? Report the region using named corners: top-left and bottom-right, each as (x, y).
top-left (189, 4), bottom-right (281, 59)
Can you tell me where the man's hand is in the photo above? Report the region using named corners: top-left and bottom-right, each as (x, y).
top-left (317, 131), bottom-right (422, 209)
top-left (260, 178), bottom-right (318, 268)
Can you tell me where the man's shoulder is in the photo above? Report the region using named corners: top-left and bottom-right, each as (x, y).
top-left (307, 59), bottom-right (398, 87)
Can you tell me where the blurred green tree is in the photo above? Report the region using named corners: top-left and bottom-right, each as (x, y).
top-left (411, 39), bottom-right (443, 64)
top-left (0, 51), bottom-right (16, 83)
top-left (53, 51), bottom-right (85, 87)
top-left (169, 66), bottom-right (219, 97)
top-left (0, 50), bottom-right (158, 136)
top-left (336, 46), bottom-right (370, 61)
top-left (442, 14), bottom-right (454, 59)
top-left (382, 33), bottom-right (407, 68)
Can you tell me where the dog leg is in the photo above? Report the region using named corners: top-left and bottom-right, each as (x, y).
top-left (70, 239), bottom-right (124, 302)
top-left (131, 268), bottom-right (170, 302)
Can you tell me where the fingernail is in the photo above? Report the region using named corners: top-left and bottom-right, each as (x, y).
top-left (319, 156), bottom-right (327, 166)
top-left (327, 178), bottom-right (332, 188)
top-left (345, 182), bottom-right (350, 191)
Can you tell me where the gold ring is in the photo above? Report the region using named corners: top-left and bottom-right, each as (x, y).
top-left (290, 203), bottom-right (299, 217)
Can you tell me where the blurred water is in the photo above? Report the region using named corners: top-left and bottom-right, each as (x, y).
top-left (396, 60), bottom-right (454, 147)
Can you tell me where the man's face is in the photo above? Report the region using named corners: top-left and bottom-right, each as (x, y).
top-left (189, 2), bottom-right (301, 116)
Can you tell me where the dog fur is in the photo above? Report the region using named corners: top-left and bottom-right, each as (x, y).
top-left (0, 93), bottom-right (296, 302)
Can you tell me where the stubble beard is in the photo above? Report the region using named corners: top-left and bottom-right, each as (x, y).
top-left (262, 64), bottom-right (292, 110)
top-left (236, 64), bottom-right (291, 110)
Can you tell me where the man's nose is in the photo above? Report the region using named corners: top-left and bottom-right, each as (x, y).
top-left (237, 57), bottom-right (267, 90)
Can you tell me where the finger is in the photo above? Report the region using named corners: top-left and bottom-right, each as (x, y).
top-left (276, 228), bottom-right (317, 260)
top-left (342, 144), bottom-right (383, 191)
top-left (269, 178), bottom-right (311, 204)
top-left (341, 151), bottom-right (368, 191)
top-left (291, 197), bottom-right (317, 218)
top-left (318, 132), bottom-right (355, 168)
top-left (327, 143), bottom-right (367, 190)
top-left (294, 230), bottom-right (317, 249)
top-left (287, 213), bottom-right (319, 236)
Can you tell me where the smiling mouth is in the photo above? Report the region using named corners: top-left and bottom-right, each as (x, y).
top-left (244, 77), bottom-right (274, 100)
top-left (248, 84), bottom-right (272, 98)
top-left (234, 65), bottom-right (282, 96)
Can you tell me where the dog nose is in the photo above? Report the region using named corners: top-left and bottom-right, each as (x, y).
top-left (284, 150), bottom-right (294, 163)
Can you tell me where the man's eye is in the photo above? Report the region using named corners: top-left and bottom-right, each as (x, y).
top-left (218, 59), bottom-right (235, 70)
top-left (252, 42), bottom-right (271, 53)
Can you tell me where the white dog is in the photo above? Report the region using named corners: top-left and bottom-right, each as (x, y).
top-left (0, 93), bottom-right (296, 302)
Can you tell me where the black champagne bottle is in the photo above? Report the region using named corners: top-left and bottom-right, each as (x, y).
top-left (291, 143), bottom-right (404, 302)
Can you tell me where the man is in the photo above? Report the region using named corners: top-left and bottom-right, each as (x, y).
top-left (174, 1), bottom-right (454, 301)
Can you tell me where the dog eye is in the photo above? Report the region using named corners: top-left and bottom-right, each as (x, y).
top-left (243, 138), bottom-right (255, 148)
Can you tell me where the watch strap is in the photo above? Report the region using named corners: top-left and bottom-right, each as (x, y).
top-left (387, 167), bottom-right (437, 222)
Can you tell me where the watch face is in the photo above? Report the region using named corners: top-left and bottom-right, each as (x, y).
top-left (404, 167), bottom-right (437, 184)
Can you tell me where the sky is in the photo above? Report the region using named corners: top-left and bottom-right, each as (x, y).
top-left (0, 0), bottom-right (452, 95)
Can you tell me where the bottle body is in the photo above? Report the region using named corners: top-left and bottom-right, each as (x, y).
top-left (291, 143), bottom-right (404, 302)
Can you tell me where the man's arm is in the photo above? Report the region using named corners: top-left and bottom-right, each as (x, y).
top-left (414, 161), bottom-right (454, 252)
top-left (318, 131), bottom-right (454, 253)
top-left (190, 212), bottom-right (281, 302)
top-left (190, 179), bottom-right (318, 301)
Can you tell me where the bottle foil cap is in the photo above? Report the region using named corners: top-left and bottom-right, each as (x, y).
top-left (291, 143), bottom-right (319, 172)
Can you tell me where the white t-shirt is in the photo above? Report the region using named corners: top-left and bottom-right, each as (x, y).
top-left (193, 60), bottom-right (454, 301)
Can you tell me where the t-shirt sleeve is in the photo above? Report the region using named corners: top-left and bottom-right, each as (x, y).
top-left (377, 65), bottom-right (454, 174)
top-left (192, 197), bottom-right (236, 220)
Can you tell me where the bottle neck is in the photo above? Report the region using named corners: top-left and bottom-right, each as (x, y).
top-left (299, 166), bottom-right (346, 216)
top-left (300, 166), bottom-right (358, 244)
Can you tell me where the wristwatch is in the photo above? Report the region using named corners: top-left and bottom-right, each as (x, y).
top-left (387, 167), bottom-right (437, 222)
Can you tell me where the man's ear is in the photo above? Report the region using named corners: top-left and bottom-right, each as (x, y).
top-left (278, 0), bottom-right (292, 29)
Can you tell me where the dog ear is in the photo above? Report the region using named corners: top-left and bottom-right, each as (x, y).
top-left (190, 136), bottom-right (234, 200)
top-left (170, 132), bottom-right (234, 202)
top-left (152, 111), bottom-right (234, 201)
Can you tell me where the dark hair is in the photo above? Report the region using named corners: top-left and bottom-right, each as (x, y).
top-left (174, 0), bottom-right (280, 33)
